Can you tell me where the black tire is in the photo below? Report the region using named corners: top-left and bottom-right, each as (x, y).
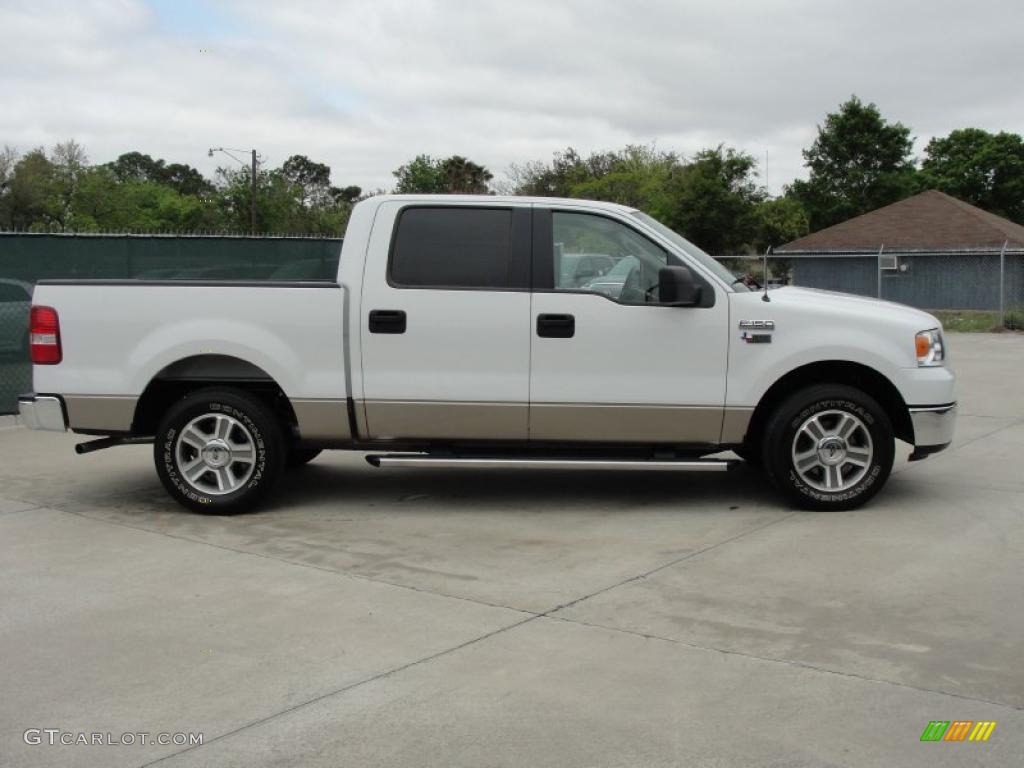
top-left (733, 444), bottom-right (762, 467)
top-left (762, 384), bottom-right (894, 511)
top-left (154, 387), bottom-right (286, 514)
top-left (286, 447), bottom-right (322, 468)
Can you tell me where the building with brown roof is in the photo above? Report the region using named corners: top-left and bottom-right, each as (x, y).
top-left (776, 190), bottom-right (1023, 310)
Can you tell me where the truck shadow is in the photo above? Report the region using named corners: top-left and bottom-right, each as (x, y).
top-left (271, 459), bottom-right (778, 513)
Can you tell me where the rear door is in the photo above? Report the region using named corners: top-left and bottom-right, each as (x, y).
top-left (529, 207), bottom-right (730, 444)
top-left (359, 202), bottom-right (532, 440)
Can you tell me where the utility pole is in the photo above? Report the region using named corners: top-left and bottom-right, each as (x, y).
top-left (250, 149), bottom-right (257, 236)
top-left (208, 147), bottom-right (260, 235)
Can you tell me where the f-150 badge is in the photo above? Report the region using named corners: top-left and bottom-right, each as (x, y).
top-left (739, 320), bottom-right (774, 344)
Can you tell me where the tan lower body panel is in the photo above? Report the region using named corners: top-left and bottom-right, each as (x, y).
top-left (64, 395), bottom-right (138, 432)
top-left (292, 399), bottom-right (352, 441)
top-left (720, 407), bottom-right (754, 444)
top-left (360, 400), bottom-right (753, 445)
top-left (361, 400), bottom-right (528, 440)
top-left (530, 403), bottom-right (726, 443)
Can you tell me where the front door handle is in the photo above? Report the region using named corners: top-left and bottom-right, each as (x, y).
top-left (369, 309), bottom-right (407, 334)
top-left (537, 313), bottom-right (575, 338)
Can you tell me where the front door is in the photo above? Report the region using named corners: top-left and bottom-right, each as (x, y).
top-left (359, 202), bottom-right (532, 440)
top-left (529, 208), bottom-right (729, 444)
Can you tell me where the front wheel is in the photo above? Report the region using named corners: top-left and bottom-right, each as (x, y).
top-left (155, 388), bottom-right (286, 514)
top-left (762, 384), bottom-right (894, 511)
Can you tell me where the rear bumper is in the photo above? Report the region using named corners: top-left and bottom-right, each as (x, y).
top-left (17, 394), bottom-right (68, 432)
top-left (909, 402), bottom-right (956, 452)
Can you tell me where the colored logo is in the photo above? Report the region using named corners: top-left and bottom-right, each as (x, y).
top-left (920, 721), bottom-right (996, 742)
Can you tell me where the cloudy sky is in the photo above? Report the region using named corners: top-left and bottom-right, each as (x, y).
top-left (2, 0), bottom-right (1021, 194)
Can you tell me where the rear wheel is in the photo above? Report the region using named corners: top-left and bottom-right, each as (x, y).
top-left (154, 388), bottom-right (286, 514)
top-left (762, 384), bottom-right (894, 510)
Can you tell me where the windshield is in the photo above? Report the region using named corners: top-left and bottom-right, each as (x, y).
top-left (630, 211), bottom-right (751, 291)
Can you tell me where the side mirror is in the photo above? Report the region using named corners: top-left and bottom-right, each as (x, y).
top-left (658, 265), bottom-right (701, 306)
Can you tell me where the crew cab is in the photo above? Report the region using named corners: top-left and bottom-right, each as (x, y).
top-left (18, 196), bottom-right (956, 512)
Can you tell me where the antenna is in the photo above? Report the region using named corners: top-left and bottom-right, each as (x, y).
top-left (762, 245), bottom-right (772, 302)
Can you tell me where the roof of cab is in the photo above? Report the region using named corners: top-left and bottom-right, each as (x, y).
top-left (362, 194), bottom-right (639, 215)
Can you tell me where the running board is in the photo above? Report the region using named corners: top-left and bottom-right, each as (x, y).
top-left (365, 455), bottom-right (737, 472)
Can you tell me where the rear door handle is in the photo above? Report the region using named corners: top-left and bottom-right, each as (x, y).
top-left (369, 309), bottom-right (407, 334)
top-left (536, 313), bottom-right (575, 338)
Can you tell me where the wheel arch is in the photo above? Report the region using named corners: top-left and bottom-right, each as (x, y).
top-left (132, 354), bottom-right (298, 438)
top-left (743, 360), bottom-right (913, 451)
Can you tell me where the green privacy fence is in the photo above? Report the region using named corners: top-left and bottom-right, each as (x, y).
top-left (0, 233), bottom-right (342, 415)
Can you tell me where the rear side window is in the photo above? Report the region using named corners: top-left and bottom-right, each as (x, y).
top-left (390, 207), bottom-right (513, 289)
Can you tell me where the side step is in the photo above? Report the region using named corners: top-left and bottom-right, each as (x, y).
top-left (365, 455), bottom-right (737, 472)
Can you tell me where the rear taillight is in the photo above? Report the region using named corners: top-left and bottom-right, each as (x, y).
top-left (30, 306), bottom-right (62, 364)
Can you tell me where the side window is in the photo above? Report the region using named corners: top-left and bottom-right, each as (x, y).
top-left (552, 212), bottom-right (668, 303)
top-left (391, 207), bottom-right (513, 289)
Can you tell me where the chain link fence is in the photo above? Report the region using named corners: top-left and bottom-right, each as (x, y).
top-left (716, 248), bottom-right (1024, 331)
top-left (0, 233), bottom-right (342, 414)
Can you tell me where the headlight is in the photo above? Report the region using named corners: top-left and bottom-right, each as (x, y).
top-left (915, 329), bottom-right (945, 367)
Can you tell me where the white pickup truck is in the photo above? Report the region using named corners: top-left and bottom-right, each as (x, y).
top-left (18, 195), bottom-right (956, 513)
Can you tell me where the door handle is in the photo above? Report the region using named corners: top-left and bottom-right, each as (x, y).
top-left (536, 313), bottom-right (575, 338)
top-left (369, 309), bottom-right (407, 334)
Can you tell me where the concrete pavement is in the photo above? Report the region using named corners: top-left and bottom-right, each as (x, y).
top-left (1, 332), bottom-right (1022, 766)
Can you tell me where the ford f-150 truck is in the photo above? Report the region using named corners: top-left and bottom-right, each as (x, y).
top-left (18, 195), bottom-right (956, 513)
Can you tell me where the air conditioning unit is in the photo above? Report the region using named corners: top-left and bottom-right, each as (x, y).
top-left (879, 254), bottom-right (899, 271)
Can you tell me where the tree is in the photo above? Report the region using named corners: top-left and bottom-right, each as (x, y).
top-left (0, 145), bottom-right (19, 228)
top-left (439, 155), bottom-right (492, 194)
top-left (4, 148), bottom-right (61, 230)
top-left (921, 128), bottom-right (1024, 224)
top-left (107, 152), bottom-right (212, 197)
top-left (753, 197), bottom-right (810, 252)
top-left (393, 154), bottom-right (492, 194)
top-left (506, 143), bottom-right (764, 253)
top-left (664, 146), bottom-right (765, 254)
top-left (789, 96), bottom-right (918, 230)
top-left (393, 155), bottom-right (445, 193)
top-left (281, 154), bottom-right (333, 207)
top-left (50, 140), bottom-right (90, 231)
top-left (567, 145), bottom-right (678, 218)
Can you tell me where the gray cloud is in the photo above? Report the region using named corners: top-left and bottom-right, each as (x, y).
top-left (2, 0), bottom-right (1021, 195)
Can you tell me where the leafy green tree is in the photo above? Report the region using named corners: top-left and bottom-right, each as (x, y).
top-left (393, 154), bottom-right (492, 194)
top-left (439, 155), bottom-right (492, 194)
top-left (664, 147), bottom-right (765, 254)
top-left (789, 96), bottom-right (918, 230)
top-left (508, 144), bottom-right (764, 253)
top-left (568, 145), bottom-right (678, 218)
top-left (108, 152), bottom-right (212, 197)
top-left (752, 197), bottom-right (810, 252)
top-left (921, 128), bottom-right (1024, 224)
top-left (71, 166), bottom-right (217, 232)
top-left (393, 155), bottom-right (446, 193)
top-left (4, 148), bottom-right (61, 231)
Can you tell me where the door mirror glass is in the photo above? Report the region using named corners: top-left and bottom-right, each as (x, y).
top-left (658, 266), bottom-right (701, 306)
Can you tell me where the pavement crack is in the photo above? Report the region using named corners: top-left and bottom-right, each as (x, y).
top-left (50, 505), bottom-right (539, 618)
top-left (544, 614), bottom-right (1024, 712)
top-left (546, 511), bottom-right (800, 616)
top-left (139, 613), bottom-right (539, 767)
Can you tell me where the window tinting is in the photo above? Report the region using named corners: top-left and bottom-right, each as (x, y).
top-left (391, 208), bottom-right (513, 289)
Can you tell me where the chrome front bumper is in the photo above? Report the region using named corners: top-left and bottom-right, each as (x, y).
top-left (18, 394), bottom-right (68, 432)
top-left (909, 402), bottom-right (957, 449)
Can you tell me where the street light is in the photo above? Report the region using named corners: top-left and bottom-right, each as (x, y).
top-left (209, 147), bottom-right (260, 235)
